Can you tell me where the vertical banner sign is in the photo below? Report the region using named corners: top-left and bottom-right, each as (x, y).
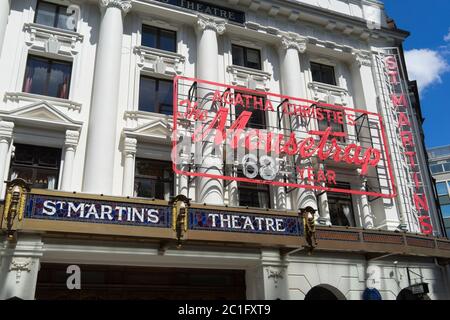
top-left (382, 49), bottom-right (433, 234)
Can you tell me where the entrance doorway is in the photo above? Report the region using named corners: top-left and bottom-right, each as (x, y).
top-left (304, 284), bottom-right (347, 300)
top-left (36, 264), bottom-right (246, 300)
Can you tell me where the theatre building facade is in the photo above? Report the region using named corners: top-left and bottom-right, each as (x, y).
top-left (0, 0), bottom-right (450, 300)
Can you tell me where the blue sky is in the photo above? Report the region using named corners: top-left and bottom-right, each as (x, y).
top-left (383, 0), bottom-right (450, 148)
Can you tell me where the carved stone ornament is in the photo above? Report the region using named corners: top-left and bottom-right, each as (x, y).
top-left (197, 14), bottom-right (226, 35)
top-left (266, 267), bottom-right (284, 285)
top-left (9, 258), bottom-right (34, 284)
top-left (354, 50), bottom-right (372, 67)
top-left (99, 0), bottom-right (132, 13)
top-left (280, 34), bottom-right (307, 53)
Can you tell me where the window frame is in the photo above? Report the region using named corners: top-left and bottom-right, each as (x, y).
top-left (22, 54), bottom-right (73, 99)
top-left (134, 158), bottom-right (174, 200)
top-left (237, 181), bottom-right (271, 209)
top-left (233, 90), bottom-right (267, 129)
top-left (138, 76), bottom-right (173, 115)
top-left (231, 44), bottom-right (262, 70)
top-left (9, 144), bottom-right (62, 189)
top-left (310, 62), bottom-right (337, 86)
top-left (141, 25), bottom-right (177, 53)
top-left (326, 182), bottom-right (356, 227)
top-left (34, 0), bottom-right (76, 32)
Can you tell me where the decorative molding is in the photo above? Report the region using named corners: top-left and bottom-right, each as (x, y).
top-left (353, 50), bottom-right (373, 67)
top-left (0, 121), bottom-right (14, 141)
top-left (227, 65), bottom-right (272, 91)
top-left (280, 34), bottom-right (308, 53)
top-left (134, 46), bottom-right (185, 76)
top-left (123, 137), bottom-right (137, 156)
top-left (65, 130), bottom-right (80, 149)
top-left (197, 14), bottom-right (226, 35)
top-left (5, 92), bottom-right (82, 112)
top-left (308, 81), bottom-right (349, 106)
top-left (9, 257), bottom-right (34, 284)
top-left (23, 23), bottom-right (84, 56)
top-left (0, 100), bottom-right (82, 130)
top-left (99, 0), bottom-right (132, 13)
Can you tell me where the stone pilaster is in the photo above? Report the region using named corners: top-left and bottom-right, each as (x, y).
top-left (122, 137), bottom-right (137, 197)
top-left (60, 130), bottom-right (80, 191)
top-left (0, 121), bottom-right (14, 198)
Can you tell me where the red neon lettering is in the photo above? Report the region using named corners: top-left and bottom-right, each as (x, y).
top-left (414, 193), bottom-right (429, 212)
top-left (419, 216), bottom-right (433, 235)
top-left (401, 131), bottom-right (415, 148)
top-left (404, 151), bottom-right (416, 167)
top-left (391, 94), bottom-right (408, 107)
top-left (398, 112), bottom-right (411, 127)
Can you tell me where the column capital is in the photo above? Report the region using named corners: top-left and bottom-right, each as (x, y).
top-left (0, 121), bottom-right (14, 141)
top-left (197, 14), bottom-right (226, 35)
top-left (280, 33), bottom-right (307, 53)
top-left (99, 0), bottom-right (132, 14)
top-left (353, 50), bottom-right (373, 67)
top-left (123, 137), bottom-right (137, 156)
top-left (65, 130), bottom-right (80, 149)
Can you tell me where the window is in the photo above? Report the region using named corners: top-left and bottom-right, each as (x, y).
top-left (234, 92), bottom-right (266, 129)
top-left (232, 45), bottom-right (261, 70)
top-left (327, 183), bottom-right (355, 227)
top-left (134, 159), bottom-right (174, 200)
top-left (34, 0), bottom-right (76, 31)
top-left (23, 55), bottom-right (72, 99)
top-left (437, 182), bottom-right (448, 196)
top-left (444, 161), bottom-right (450, 173)
top-left (317, 107), bottom-right (346, 142)
top-left (430, 163), bottom-right (444, 174)
top-left (9, 144), bottom-right (61, 189)
top-left (142, 25), bottom-right (177, 52)
top-left (238, 181), bottom-right (270, 209)
top-left (139, 77), bottom-right (173, 115)
top-left (311, 62), bottom-right (336, 86)
top-left (441, 204), bottom-right (450, 218)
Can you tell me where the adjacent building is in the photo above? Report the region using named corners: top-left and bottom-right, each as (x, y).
top-left (428, 145), bottom-right (450, 238)
top-left (0, 0), bottom-right (449, 300)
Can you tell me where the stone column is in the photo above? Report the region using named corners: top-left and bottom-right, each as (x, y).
top-left (0, 0), bottom-right (10, 57)
top-left (278, 34), bottom-right (315, 211)
top-left (195, 14), bottom-right (225, 205)
top-left (318, 192), bottom-right (331, 225)
top-left (0, 121), bottom-right (14, 199)
top-left (360, 177), bottom-right (374, 228)
top-left (0, 234), bottom-right (43, 300)
top-left (83, 0), bottom-right (131, 195)
top-left (60, 130), bottom-right (80, 191)
top-left (121, 137), bottom-right (137, 197)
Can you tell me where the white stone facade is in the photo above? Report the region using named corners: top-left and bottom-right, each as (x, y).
top-left (0, 0), bottom-right (448, 300)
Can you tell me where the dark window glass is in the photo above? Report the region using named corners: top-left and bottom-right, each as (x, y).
top-left (139, 76), bottom-right (173, 115)
top-left (444, 161), bottom-right (450, 173)
top-left (35, 0), bottom-right (76, 31)
top-left (234, 92), bottom-right (266, 129)
top-left (327, 183), bottom-right (355, 227)
top-left (9, 144), bottom-right (61, 189)
top-left (134, 159), bottom-right (174, 200)
top-left (311, 62), bottom-right (336, 86)
top-left (232, 45), bottom-right (261, 70)
top-left (437, 182), bottom-right (448, 196)
top-left (317, 107), bottom-right (345, 142)
top-left (238, 181), bottom-right (270, 209)
top-left (442, 204), bottom-right (450, 218)
top-left (430, 164), bottom-right (444, 174)
top-left (142, 25), bottom-right (176, 52)
top-left (23, 55), bottom-right (72, 99)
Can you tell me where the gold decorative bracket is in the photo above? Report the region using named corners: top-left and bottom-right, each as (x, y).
top-left (169, 195), bottom-right (191, 249)
top-left (2, 179), bottom-right (32, 240)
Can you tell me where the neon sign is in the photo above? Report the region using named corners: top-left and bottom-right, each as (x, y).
top-left (172, 76), bottom-right (396, 199)
top-left (384, 54), bottom-right (433, 234)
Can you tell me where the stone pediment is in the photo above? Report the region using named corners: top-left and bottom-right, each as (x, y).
top-left (0, 101), bottom-right (82, 129)
top-left (124, 119), bottom-right (171, 142)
